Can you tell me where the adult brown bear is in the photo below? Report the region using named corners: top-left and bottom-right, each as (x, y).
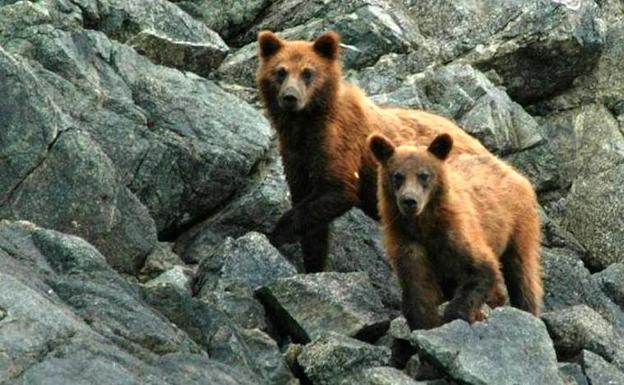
top-left (256, 30), bottom-right (490, 272)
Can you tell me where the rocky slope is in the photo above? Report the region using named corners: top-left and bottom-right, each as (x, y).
top-left (1, 0), bottom-right (623, 384)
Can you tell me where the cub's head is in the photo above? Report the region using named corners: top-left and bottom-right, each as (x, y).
top-left (368, 133), bottom-right (453, 217)
top-left (256, 31), bottom-right (342, 113)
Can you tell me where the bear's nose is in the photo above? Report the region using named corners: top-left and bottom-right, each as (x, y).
top-left (401, 197), bottom-right (418, 210)
top-left (280, 89), bottom-right (301, 110)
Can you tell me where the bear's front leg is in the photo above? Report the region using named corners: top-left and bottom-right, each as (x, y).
top-left (443, 259), bottom-right (499, 324)
top-left (394, 246), bottom-right (443, 330)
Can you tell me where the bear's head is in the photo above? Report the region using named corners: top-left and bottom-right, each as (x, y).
top-left (368, 133), bottom-right (453, 217)
top-left (256, 31), bottom-right (342, 113)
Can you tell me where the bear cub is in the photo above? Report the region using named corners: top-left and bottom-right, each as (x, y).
top-left (369, 133), bottom-right (543, 329)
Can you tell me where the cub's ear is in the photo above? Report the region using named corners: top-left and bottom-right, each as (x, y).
top-left (368, 134), bottom-right (395, 164)
top-left (313, 31), bottom-right (340, 60)
top-left (427, 134), bottom-right (453, 160)
top-left (258, 30), bottom-right (282, 59)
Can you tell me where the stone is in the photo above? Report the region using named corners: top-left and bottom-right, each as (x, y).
top-left (411, 307), bottom-right (564, 385)
top-left (542, 248), bottom-right (624, 330)
top-left (580, 350), bottom-right (624, 385)
top-left (94, 0), bottom-right (229, 75)
top-left (256, 272), bottom-right (390, 343)
top-left (297, 332), bottom-right (391, 385)
top-left (542, 305), bottom-right (624, 370)
top-left (337, 367), bottom-right (426, 385)
top-left (558, 363), bottom-right (589, 385)
top-left (594, 263), bottom-right (624, 310)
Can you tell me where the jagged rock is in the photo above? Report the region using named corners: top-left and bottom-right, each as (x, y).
top-left (297, 332), bottom-right (391, 385)
top-left (372, 64), bottom-right (543, 156)
top-left (558, 363), bottom-right (589, 385)
top-left (337, 367), bottom-right (427, 385)
top-left (140, 277), bottom-right (293, 384)
top-left (542, 104), bottom-right (624, 270)
top-left (94, 0), bottom-right (229, 75)
top-left (256, 272), bottom-right (390, 343)
top-left (193, 232), bottom-right (297, 293)
top-left (0, 46), bottom-right (157, 274)
top-left (139, 241), bottom-right (185, 282)
top-left (144, 265), bottom-right (193, 294)
top-left (411, 307), bottom-right (564, 385)
top-left (542, 248), bottom-right (624, 330)
top-left (594, 263), bottom-right (624, 310)
top-left (216, 3), bottom-right (422, 87)
top-left (199, 290), bottom-right (268, 330)
top-left (1, 23), bottom-right (271, 238)
top-left (178, 155), bottom-right (289, 262)
top-left (449, 0), bottom-right (605, 104)
top-left (0, 221), bottom-right (261, 385)
top-left (580, 350), bottom-right (624, 385)
top-left (174, 0), bottom-right (269, 42)
top-left (542, 305), bottom-right (624, 369)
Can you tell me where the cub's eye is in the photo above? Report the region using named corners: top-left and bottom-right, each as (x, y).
top-left (392, 172), bottom-right (404, 188)
top-left (275, 67), bottom-right (288, 81)
top-left (301, 68), bottom-right (314, 83)
top-left (418, 172), bottom-right (430, 184)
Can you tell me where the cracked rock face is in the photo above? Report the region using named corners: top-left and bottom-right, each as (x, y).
top-left (1, 0), bottom-right (624, 384)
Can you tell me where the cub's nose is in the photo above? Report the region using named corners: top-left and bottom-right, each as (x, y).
top-left (280, 89), bottom-right (301, 110)
top-left (400, 197), bottom-right (418, 212)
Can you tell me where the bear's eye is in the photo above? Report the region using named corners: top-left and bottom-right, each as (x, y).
top-left (301, 68), bottom-right (314, 83)
top-left (418, 172), bottom-right (430, 184)
top-left (275, 67), bottom-right (288, 81)
top-left (392, 172), bottom-right (404, 188)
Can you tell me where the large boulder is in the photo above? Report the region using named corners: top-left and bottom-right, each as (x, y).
top-left (0, 46), bottom-right (156, 274)
top-left (593, 263), bottom-right (624, 310)
top-left (0, 220), bottom-right (256, 385)
top-left (256, 272), bottom-right (390, 343)
top-left (1, 18), bottom-right (272, 239)
top-left (216, 3), bottom-right (423, 87)
top-left (297, 332), bottom-right (391, 385)
top-left (542, 305), bottom-right (624, 369)
top-left (542, 248), bottom-right (624, 330)
top-left (411, 307), bottom-right (564, 385)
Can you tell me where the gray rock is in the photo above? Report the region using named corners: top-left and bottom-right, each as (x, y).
top-left (0, 220), bottom-right (258, 385)
top-left (140, 278), bottom-right (293, 384)
top-left (144, 265), bottom-right (193, 294)
top-left (327, 209), bottom-right (401, 311)
top-left (178, 154), bottom-right (289, 263)
top-left (411, 307), bottom-right (564, 385)
top-left (373, 64), bottom-right (544, 156)
top-left (139, 241), bottom-right (185, 282)
top-left (256, 272), bottom-right (390, 343)
top-left (542, 248), bottom-right (624, 330)
top-left (0, 46), bottom-right (157, 274)
top-left (540, 104), bottom-right (624, 270)
top-left (298, 332), bottom-right (391, 385)
top-left (558, 362), bottom-right (589, 385)
top-left (594, 263), bottom-right (624, 310)
top-left (193, 231), bottom-right (297, 293)
top-left (174, 0), bottom-right (269, 41)
top-left (337, 367), bottom-right (425, 385)
top-left (94, 0), bottom-right (229, 75)
top-left (580, 349), bottom-right (624, 385)
top-left (542, 305), bottom-right (624, 369)
top-left (451, 0), bottom-right (605, 104)
top-left (216, 4), bottom-right (422, 87)
top-left (200, 290), bottom-right (268, 330)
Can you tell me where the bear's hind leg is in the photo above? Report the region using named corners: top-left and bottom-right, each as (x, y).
top-left (502, 219), bottom-right (543, 316)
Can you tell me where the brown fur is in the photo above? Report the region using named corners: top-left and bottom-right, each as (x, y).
top-left (257, 31), bottom-right (490, 273)
top-left (369, 133), bottom-right (543, 329)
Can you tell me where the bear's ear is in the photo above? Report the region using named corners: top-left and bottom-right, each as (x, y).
top-left (258, 30), bottom-right (282, 59)
top-left (313, 31), bottom-right (340, 60)
top-left (427, 134), bottom-right (453, 160)
top-left (368, 134), bottom-right (395, 164)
